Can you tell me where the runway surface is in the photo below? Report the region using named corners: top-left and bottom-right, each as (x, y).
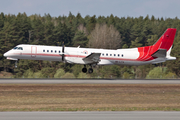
top-left (0, 78), bottom-right (180, 84)
top-left (0, 111), bottom-right (180, 120)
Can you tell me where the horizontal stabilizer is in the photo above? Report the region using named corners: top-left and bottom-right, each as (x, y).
top-left (151, 49), bottom-right (167, 58)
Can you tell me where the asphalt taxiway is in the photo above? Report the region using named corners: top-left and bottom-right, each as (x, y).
top-left (0, 111), bottom-right (180, 120)
top-left (0, 78), bottom-right (180, 84)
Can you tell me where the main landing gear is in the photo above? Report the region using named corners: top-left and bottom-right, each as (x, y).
top-left (82, 65), bottom-right (93, 74)
top-left (82, 65), bottom-right (87, 73)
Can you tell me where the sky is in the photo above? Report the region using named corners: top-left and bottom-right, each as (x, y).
top-left (1, 0), bottom-right (180, 19)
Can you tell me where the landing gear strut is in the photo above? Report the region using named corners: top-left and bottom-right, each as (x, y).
top-left (15, 60), bottom-right (18, 68)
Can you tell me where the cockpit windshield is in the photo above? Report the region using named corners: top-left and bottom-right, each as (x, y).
top-left (18, 47), bottom-right (23, 50)
top-left (13, 47), bottom-right (18, 50)
top-left (13, 47), bottom-right (23, 50)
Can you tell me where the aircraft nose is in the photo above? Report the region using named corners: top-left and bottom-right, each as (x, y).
top-left (4, 52), bottom-right (9, 57)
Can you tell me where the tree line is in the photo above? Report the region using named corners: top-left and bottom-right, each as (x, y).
top-left (0, 12), bottom-right (180, 79)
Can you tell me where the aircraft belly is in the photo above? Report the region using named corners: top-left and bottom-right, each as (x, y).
top-left (17, 53), bottom-right (62, 61)
top-left (66, 57), bottom-right (85, 64)
top-left (98, 60), bottom-right (113, 65)
top-left (98, 60), bottom-right (140, 66)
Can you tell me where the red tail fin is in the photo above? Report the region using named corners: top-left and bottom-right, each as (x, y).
top-left (137, 28), bottom-right (176, 61)
top-left (150, 28), bottom-right (176, 55)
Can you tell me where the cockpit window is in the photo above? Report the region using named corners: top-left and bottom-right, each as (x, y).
top-left (13, 47), bottom-right (23, 50)
top-left (13, 47), bottom-right (18, 50)
top-left (17, 47), bottom-right (23, 50)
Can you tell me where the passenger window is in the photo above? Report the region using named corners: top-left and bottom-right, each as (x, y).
top-left (122, 54), bottom-right (124, 57)
top-left (43, 50), bottom-right (45, 52)
top-left (106, 53), bottom-right (108, 56)
top-left (51, 50), bottom-right (53, 53)
top-left (59, 51), bottom-right (61, 53)
top-left (47, 50), bottom-right (49, 52)
top-left (102, 53), bottom-right (104, 56)
top-left (55, 50), bottom-right (57, 53)
top-left (110, 54), bottom-right (112, 56)
top-left (118, 54), bottom-right (120, 57)
top-left (114, 54), bottom-right (116, 56)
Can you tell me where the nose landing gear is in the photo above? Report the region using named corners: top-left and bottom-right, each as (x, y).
top-left (15, 60), bottom-right (18, 68)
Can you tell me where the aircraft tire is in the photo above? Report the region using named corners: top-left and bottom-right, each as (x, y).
top-left (88, 68), bottom-right (93, 74)
top-left (82, 68), bottom-right (87, 73)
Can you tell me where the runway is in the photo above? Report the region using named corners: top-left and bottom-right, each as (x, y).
top-left (0, 111), bottom-right (180, 120)
top-left (0, 78), bottom-right (180, 84)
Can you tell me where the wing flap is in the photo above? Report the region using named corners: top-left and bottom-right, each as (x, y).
top-left (83, 53), bottom-right (101, 63)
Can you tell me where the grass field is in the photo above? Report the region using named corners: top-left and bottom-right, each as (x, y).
top-left (0, 84), bottom-right (180, 111)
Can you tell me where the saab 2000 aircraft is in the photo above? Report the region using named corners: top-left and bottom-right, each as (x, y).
top-left (3, 28), bottom-right (177, 73)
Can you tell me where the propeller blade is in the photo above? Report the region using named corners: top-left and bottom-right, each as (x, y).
top-left (62, 54), bottom-right (64, 61)
top-left (62, 42), bottom-right (65, 61)
top-left (62, 42), bottom-right (64, 53)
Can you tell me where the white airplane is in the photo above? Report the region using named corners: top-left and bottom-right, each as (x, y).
top-left (3, 28), bottom-right (176, 73)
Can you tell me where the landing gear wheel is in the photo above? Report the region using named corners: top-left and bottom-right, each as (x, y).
top-left (82, 68), bottom-right (87, 73)
top-left (88, 68), bottom-right (93, 74)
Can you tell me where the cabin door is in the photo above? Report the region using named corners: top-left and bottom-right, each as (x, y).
top-left (31, 46), bottom-right (37, 58)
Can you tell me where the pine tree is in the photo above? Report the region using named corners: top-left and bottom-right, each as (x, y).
top-left (147, 34), bottom-right (158, 45)
top-left (31, 18), bottom-right (44, 44)
top-left (108, 14), bottom-right (115, 26)
top-left (131, 37), bottom-right (142, 48)
top-left (73, 31), bottom-right (88, 47)
top-left (87, 15), bottom-right (96, 33)
top-left (43, 15), bottom-right (55, 45)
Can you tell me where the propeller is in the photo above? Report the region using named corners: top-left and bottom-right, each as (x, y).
top-left (62, 42), bottom-right (65, 61)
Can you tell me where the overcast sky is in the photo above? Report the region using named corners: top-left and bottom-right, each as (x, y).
top-left (1, 0), bottom-right (180, 18)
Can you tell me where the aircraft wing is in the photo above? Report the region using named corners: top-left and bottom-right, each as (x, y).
top-left (83, 53), bottom-right (101, 64)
